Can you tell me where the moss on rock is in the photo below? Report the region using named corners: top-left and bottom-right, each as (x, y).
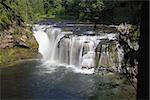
top-left (0, 47), bottom-right (39, 67)
top-left (0, 30), bottom-right (39, 67)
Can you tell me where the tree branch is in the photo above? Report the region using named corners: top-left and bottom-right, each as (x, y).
top-left (0, 1), bottom-right (24, 25)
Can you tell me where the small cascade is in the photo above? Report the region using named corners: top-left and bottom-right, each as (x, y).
top-left (59, 38), bottom-right (71, 65)
top-left (99, 45), bottom-right (110, 67)
top-left (33, 24), bottom-right (123, 73)
top-left (116, 43), bottom-right (124, 72)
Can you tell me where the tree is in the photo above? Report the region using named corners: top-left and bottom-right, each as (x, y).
top-left (79, 0), bottom-right (104, 22)
top-left (0, 0), bottom-right (24, 28)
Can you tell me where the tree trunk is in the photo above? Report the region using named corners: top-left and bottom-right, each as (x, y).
top-left (137, 1), bottom-right (149, 99)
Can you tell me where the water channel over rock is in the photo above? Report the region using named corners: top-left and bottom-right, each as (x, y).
top-left (33, 23), bottom-right (123, 74)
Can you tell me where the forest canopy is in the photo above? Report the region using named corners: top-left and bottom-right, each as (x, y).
top-left (0, 0), bottom-right (142, 30)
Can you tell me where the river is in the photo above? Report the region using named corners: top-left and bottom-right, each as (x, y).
top-left (1, 59), bottom-right (136, 100)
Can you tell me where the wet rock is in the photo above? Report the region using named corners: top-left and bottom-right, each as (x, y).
top-left (81, 66), bottom-right (87, 69)
top-left (94, 66), bottom-right (108, 75)
top-left (94, 65), bottom-right (118, 75)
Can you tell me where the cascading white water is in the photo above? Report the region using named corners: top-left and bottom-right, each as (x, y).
top-left (33, 30), bottom-right (51, 60)
top-left (116, 43), bottom-right (124, 72)
top-left (98, 45), bottom-right (110, 67)
top-left (33, 24), bottom-right (122, 73)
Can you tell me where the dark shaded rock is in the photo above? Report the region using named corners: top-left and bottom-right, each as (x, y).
top-left (16, 40), bottom-right (29, 48)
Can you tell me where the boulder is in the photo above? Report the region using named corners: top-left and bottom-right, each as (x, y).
top-left (20, 35), bottom-right (28, 42)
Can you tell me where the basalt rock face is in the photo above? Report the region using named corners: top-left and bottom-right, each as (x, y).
top-left (0, 34), bottom-right (39, 67)
top-left (0, 35), bottom-right (16, 48)
top-left (0, 34), bottom-right (38, 49)
top-left (95, 41), bottom-right (119, 71)
top-left (116, 23), bottom-right (139, 84)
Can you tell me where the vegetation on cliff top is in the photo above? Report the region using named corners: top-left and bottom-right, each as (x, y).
top-left (0, 0), bottom-right (141, 29)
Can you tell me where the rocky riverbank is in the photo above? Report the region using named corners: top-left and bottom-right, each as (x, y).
top-left (0, 34), bottom-right (40, 67)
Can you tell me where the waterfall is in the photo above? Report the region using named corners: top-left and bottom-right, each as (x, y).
top-left (33, 30), bottom-right (51, 60)
top-left (33, 24), bottom-right (123, 73)
top-left (116, 43), bottom-right (124, 72)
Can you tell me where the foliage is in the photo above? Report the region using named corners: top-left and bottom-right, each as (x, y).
top-left (129, 25), bottom-right (140, 41)
top-left (79, 0), bottom-right (104, 21)
top-left (0, 0), bottom-right (105, 26)
top-left (0, 0), bottom-right (142, 33)
top-left (0, 48), bottom-right (38, 67)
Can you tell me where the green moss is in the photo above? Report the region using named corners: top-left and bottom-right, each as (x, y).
top-left (0, 30), bottom-right (39, 67)
top-left (0, 48), bottom-right (38, 67)
top-left (0, 55), bottom-right (2, 64)
top-left (26, 39), bottom-right (39, 49)
top-left (129, 25), bottom-right (140, 41)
